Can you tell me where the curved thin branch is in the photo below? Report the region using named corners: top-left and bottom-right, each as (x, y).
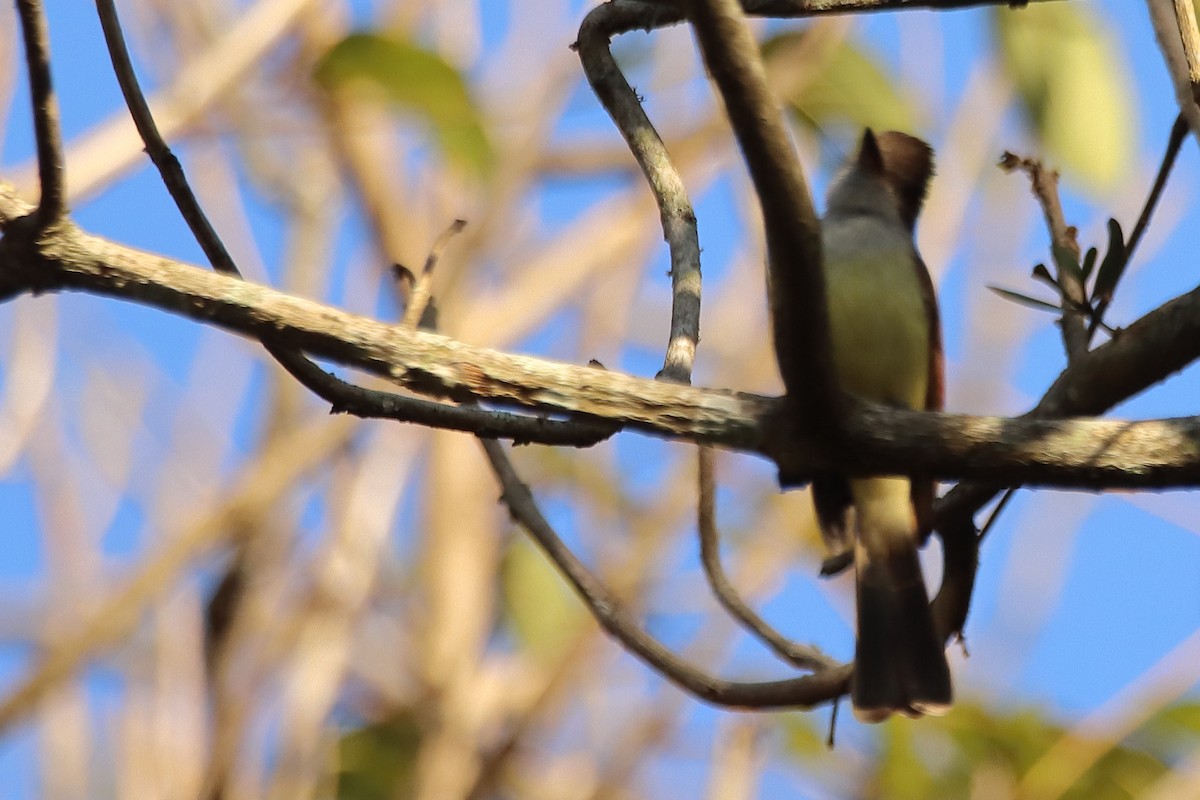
top-left (481, 438), bottom-right (851, 709)
top-left (1089, 112), bottom-right (1190, 341)
top-left (577, 5), bottom-right (701, 384)
top-left (697, 448), bottom-right (840, 672)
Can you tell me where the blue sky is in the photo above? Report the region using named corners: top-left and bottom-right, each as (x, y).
top-left (2, 1), bottom-right (1200, 797)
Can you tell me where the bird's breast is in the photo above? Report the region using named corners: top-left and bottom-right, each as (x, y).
top-left (821, 216), bottom-right (930, 410)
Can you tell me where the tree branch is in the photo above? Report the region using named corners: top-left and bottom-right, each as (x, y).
top-left (5, 187), bottom-right (1200, 486)
top-left (577, 6), bottom-right (702, 384)
top-left (15, 0), bottom-right (66, 226)
top-left (1148, 0), bottom-right (1200, 135)
top-left (92, 0), bottom-right (614, 452)
top-left (999, 152), bottom-right (1089, 361)
top-left (697, 447), bottom-right (839, 671)
top-left (1172, 0), bottom-right (1200, 107)
top-left (684, 0), bottom-right (837, 431)
top-left (481, 438), bottom-right (852, 709)
top-left (586, 0), bottom-right (1052, 41)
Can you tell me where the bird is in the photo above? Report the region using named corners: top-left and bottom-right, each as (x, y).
top-left (812, 129), bottom-right (952, 722)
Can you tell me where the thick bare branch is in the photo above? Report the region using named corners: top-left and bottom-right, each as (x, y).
top-left (684, 0), bottom-right (836, 425)
top-left (1148, 0), bottom-right (1200, 134)
top-left (590, 0), bottom-right (1053, 40)
top-left (6, 190), bottom-right (1200, 486)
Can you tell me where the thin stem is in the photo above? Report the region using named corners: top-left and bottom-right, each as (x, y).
top-left (15, 0), bottom-right (66, 226)
top-left (95, 0), bottom-right (239, 275)
top-left (401, 219), bottom-right (466, 330)
top-left (697, 448), bottom-right (839, 672)
top-left (999, 152), bottom-right (1088, 362)
top-left (1090, 114), bottom-right (1189, 341)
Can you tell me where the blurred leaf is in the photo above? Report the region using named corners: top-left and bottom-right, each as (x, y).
top-left (502, 537), bottom-right (585, 663)
top-left (314, 32), bottom-right (493, 177)
top-left (876, 720), bottom-right (936, 800)
top-left (865, 703), bottom-right (1175, 800)
top-left (766, 33), bottom-right (918, 132)
top-left (779, 713), bottom-right (827, 758)
top-left (988, 285), bottom-right (1062, 314)
top-left (1030, 262), bottom-right (1058, 289)
top-left (993, 6), bottom-right (1134, 190)
top-left (1092, 218), bottom-right (1127, 303)
top-left (336, 714), bottom-right (421, 800)
top-left (1134, 701), bottom-right (1200, 751)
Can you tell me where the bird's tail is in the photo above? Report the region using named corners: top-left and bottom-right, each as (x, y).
top-left (850, 478), bottom-right (952, 722)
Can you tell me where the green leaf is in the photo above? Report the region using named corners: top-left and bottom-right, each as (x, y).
top-left (1080, 246), bottom-right (1098, 283)
top-left (1092, 218), bottom-right (1127, 303)
top-left (877, 720), bottom-right (936, 800)
top-left (992, 6), bottom-right (1134, 190)
top-left (501, 538), bottom-right (585, 663)
top-left (336, 714), bottom-right (421, 800)
top-left (1030, 263), bottom-right (1062, 296)
top-left (314, 32), bottom-right (493, 177)
top-left (988, 285), bottom-right (1062, 314)
top-left (765, 33), bottom-right (918, 133)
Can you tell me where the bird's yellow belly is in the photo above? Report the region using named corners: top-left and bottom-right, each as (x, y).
top-left (824, 252), bottom-right (929, 411)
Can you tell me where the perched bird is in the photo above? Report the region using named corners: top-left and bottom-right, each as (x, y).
top-left (813, 129), bottom-right (951, 722)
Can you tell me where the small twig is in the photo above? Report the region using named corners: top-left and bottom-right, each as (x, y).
top-left (15, 0), bottom-right (66, 226)
top-left (1127, 114), bottom-right (1187, 268)
top-left (999, 151), bottom-right (1088, 362)
top-left (95, 0), bottom-right (241, 276)
top-left (697, 448), bottom-right (839, 671)
top-left (400, 219), bottom-right (466, 329)
top-left (978, 487), bottom-right (1016, 540)
top-left (826, 698), bottom-right (840, 749)
top-left (577, 5), bottom-right (701, 384)
top-left (1089, 114), bottom-right (1189, 341)
top-left (480, 437), bottom-right (852, 709)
